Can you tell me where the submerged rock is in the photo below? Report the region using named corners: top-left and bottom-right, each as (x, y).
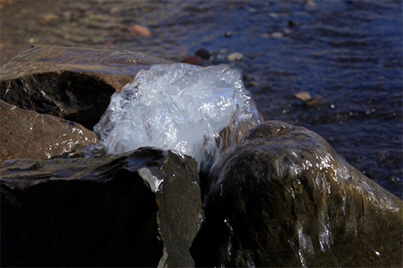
top-left (0, 99), bottom-right (97, 161)
top-left (94, 63), bottom-right (263, 171)
top-left (0, 147), bottom-right (201, 267)
top-left (0, 45), bottom-right (168, 129)
top-left (192, 121), bottom-right (403, 267)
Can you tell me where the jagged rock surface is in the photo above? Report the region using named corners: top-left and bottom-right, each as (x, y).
top-left (0, 99), bottom-right (98, 161)
top-left (0, 147), bottom-right (201, 267)
top-left (192, 120), bottom-right (403, 267)
top-left (0, 45), bottom-right (169, 129)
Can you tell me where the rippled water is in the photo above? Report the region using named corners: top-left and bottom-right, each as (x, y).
top-left (1, 0), bottom-right (401, 198)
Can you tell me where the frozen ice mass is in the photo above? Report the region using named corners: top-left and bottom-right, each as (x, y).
top-left (94, 63), bottom-right (262, 171)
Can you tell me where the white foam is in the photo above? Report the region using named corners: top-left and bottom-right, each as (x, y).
top-left (94, 63), bottom-right (262, 171)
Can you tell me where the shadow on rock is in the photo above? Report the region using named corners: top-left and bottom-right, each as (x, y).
top-left (1, 147), bottom-right (201, 267)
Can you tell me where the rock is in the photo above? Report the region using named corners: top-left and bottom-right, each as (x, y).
top-left (295, 91), bottom-right (324, 107)
top-left (195, 48), bottom-right (211, 60)
top-left (156, 151), bottom-right (202, 267)
top-left (305, 96), bottom-right (324, 107)
top-left (128, 24), bottom-right (152, 37)
top-left (0, 45), bottom-right (168, 129)
top-left (223, 31), bottom-right (234, 37)
top-left (288, 20), bottom-right (295, 27)
top-left (184, 55), bottom-right (202, 65)
top-left (271, 32), bottom-right (284, 38)
top-left (191, 121), bottom-right (403, 267)
top-left (0, 147), bottom-right (202, 267)
top-left (227, 52), bottom-right (243, 61)
top-left (0, 99), bottom-right (98, 161)
top-left (295, 91), bottom-right (312, 101)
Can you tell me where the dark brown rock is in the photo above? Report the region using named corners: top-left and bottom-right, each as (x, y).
top-left (192, 121), bottom-right (403, 267)
top-left (0, 99), bottom-right (98, 161)
top-left (1, 147), bottom-right (201, 267)
top-left (156, 151), bottom-right (202, 267)
top-left (0, 45), bottom-right (169, 129)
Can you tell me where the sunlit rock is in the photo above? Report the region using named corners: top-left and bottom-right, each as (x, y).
top-left (0, 147), bottom-right (201, 267)
top-left (191, 121), bottom-right (403, 267)
top-left (0, 99), bottom-right (97, 161)
top-left (0, 45), bottom-right (168, 129)
top-left (94, 63), bottom-right (263, 171)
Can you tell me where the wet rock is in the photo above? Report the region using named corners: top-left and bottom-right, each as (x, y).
top-left (192, 121), bottom-right (403, 267)
top-left (0, 45), bottom-right (168, 129)
top-left (0, 99), bottom-right (97, 161)
top-left (1, 147), bottom-right (202, 267)
top-left (156, 151), bottom-right (202, 267)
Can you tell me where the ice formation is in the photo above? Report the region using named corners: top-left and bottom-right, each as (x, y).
top-left (94, 63), bottom-right (262, 171)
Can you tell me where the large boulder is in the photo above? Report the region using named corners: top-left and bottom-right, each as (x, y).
top-left (1, 147), bottom-right (201, 267)
top-left (0, 99), bottom-right (98, 161)
top-left (192, 121), bottom-right (403, 267)
top-left (0, 45), bottom-right (169, 129)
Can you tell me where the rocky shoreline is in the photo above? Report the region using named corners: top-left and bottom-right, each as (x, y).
top-left (1, 46), bottom-right (402, 267)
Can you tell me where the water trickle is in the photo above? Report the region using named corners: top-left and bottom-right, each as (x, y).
top-left (94, 63), bottom-right (262, 171)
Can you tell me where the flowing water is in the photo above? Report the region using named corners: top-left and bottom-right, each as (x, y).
top-left (0, 0), bottom-right (402, 198)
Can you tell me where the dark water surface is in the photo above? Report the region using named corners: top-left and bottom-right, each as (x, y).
top-left (1, 0), bottom-right (402, 199)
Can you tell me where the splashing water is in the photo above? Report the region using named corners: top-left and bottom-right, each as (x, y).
top-left (94, 63), bottom-right (262, 171)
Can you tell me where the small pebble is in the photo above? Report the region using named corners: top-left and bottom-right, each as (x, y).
top-left (284, 28), bottom-right (293, 35)
top-left (305, 96), bottom-right (324, 107)
top-left (227, 52), bottom-right (243, 61)
top-left (247, 81), bottom-right (260, 87)
top-left (271, 32), bottom-right (284, 38)
top-left (195, 48), bottom-right (211, 60)
top-left (184, 56), bottom-right (202, 65)
top-left (295, 92), bottom-right (311, 101)
top-left (288, 20), bottom-right (295, 27)
top-left (128, 24), bottom-right (151, 36)
top-left (224, 31), bottom-right (234, 37)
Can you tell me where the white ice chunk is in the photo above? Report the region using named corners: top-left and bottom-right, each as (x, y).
top-left (94, 63), bottom-right (262, 171)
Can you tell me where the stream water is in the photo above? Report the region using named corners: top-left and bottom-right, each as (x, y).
top-left (0, 0), bottom-right (402, 199)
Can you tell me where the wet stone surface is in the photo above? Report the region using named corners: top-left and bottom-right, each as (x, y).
top-left (0, 45), bottom-right (169, 129)
top-left (0, 99), bottom-right (97, 161)
top-left (0, 44), bottom-right (401, 267)
top-left (0, 147), bottom-right (202, 267)
top-left (192, 121), bottom-right (403, 267)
